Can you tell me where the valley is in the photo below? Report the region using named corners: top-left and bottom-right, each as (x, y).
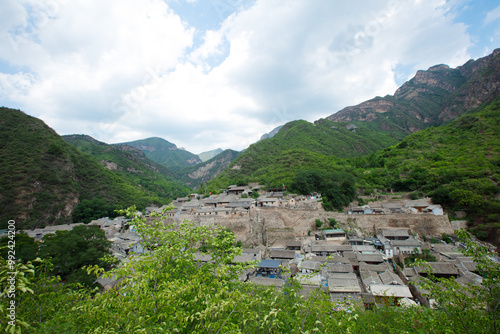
top-left (1, 49), bottom-right (499, 247)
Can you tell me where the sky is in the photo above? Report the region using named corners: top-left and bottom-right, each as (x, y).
top-left (0, 0), bottom-right (499, 154)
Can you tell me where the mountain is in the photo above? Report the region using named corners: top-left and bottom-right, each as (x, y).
top-left (174, 149), bottom-right (241, 189)
top-left (120, 137), bottom-right (202, 170)
top-left (63, 134), bottom-right (190, 199)
top-left (259, 125), bottom-right (283, 141)
top-left (354, 99), bottom-right (500, 245)
top-left (207, 119), bottom-right (399, 190)
top-left (198, 148), bottom-right (224, 162)
top-left (0, 108), bottom-right (187, 229)
top-left (206, 49), bottom-right (500, 199)
top-left (327, 49), bottom-right (500, 139)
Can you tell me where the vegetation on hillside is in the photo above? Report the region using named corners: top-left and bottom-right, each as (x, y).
top-left (206, 119), bottom-right (397, 192)
top-left (121, 137), bottom-right (202, 171)
top-left (0, 108), bottom-right (187, 229)
top-left (291, 169), bottom-right (356, 211)
top-left (205, 99), bottom-right (500, 246)
top-left (38, 225), bottom-right (112, 286)
top-left (64, 134), bottom-right (190, 219)
top-left (352, 99), bottom-right (500, 244)
top-left (174, 149), bottom-right (241, 190)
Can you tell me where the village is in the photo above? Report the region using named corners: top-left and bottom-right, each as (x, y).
top-left (23, 184), bottom-right (492, 309)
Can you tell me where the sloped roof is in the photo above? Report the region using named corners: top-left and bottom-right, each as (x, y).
top-left (382, 229), bottom-right (409, 238)
top-left (459, 261), bottom-right (477, 272)
top-left (298, 261), bottom-right (321, 271)
top-left (325, 255), bottom-right (351, 264)
top-left (391, 237), bottom-right (421, 247)
top-left (311, 244), bottom-right (352, 252)
top-left (269, 249), bottom-right (296, 259)
top-left (250, 277), bottom-right (283, 287)
top-left (405, 200), bottom-right (431, 208)
top-left (323, 229), bottom-right (346, 234)
top-left (296, 273), bottom-right (322, 286)
top-left (381, 203), bottom-right (403, 209)
top-left (356, 253), bottom-right (384, 263)
top-left (402, 267), bottom-right (418, 278)
top-left (369, 285), bottom-right (412, 298)
top-left (414, 262), bottom-right (459, 275)
top-left (328, 273), bottom-right (361, 293)
top-left (360, 270), bottom-right (382, 286)
top-left (242, 248), bottom-right (261, 255)
top-left (286, 240), bottom-right (302, 248)
top-left (327, 263), bottom-right (353, 273)
top-left (351, 245), bottom-right (377, 252)
top-left (358, 262), bottom-right (391, 273)
top-left (233, 254), bottom-right (256, 263)
top-left (259, 259), bottom-right (282, 269)
top-left (379, 270), bottom-right (404, 285)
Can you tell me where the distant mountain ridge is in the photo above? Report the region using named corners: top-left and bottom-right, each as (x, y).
top-left (120, 137), bottom-right (202, 170)
top-left (64, 134), bottom-right (170, 174)
top-left (198, 148), bottom-right (224, 162)
top-left (63, 134), bottom-right (189, 198)
top-left (259, 125), bottom-right (283, 141)
top-left (327, 49), bottom-right (500, 139)
top-left (174, 149), bottom-right (241, 189)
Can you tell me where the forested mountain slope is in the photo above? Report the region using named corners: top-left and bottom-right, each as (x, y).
top-left (353, 99), bottom-right (500, 244)
top-left (174, 149), bottom-right (241, 190)
top-left (0, 108), bottom-right (184, 229)
top-left (120, 137), bottom-right (202, 170)
top-left (207, 119), bottom-right (398, 190)
top-left (63, 134), bottom-right (190, 201)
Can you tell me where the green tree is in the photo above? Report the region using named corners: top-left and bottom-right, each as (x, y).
top-left (72, 198), bottom-right (118, 223)
top-left (416, 229), bottom-right (500, 333)
top-left (450, 189), bottom-right (483, 209)
top-left (6, 214), bottom-right (500, 333)
top-left (291, 169), bottom-right (327, 195)
top-left (291, 169), bottom-right (356, 211)
top-left (0, 257), bottom-right (35, 333)
top-left (0, 233), bottom-right (39, 263)
top-left (38, 225), bottom-right (111, 286)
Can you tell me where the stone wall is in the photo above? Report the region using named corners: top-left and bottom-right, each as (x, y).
top-left (173, 207), bottom-right (454, 247)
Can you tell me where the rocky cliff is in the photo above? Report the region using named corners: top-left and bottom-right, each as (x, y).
top-left (327, 49), bottom-right (500, 138)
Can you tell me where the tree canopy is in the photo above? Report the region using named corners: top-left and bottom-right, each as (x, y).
top-left (291, 169), bottom-right (357, 211)
top-left (38, 225), bottom-right (111, 286)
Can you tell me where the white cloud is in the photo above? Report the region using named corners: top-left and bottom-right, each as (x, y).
top-left (1, 0), bottom-right (193, 119)
top-left (0, 0), bottom-right (474, 153)
top-left (485, 4), bottom-right (500, 25)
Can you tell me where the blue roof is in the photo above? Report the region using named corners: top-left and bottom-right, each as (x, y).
top-left (258, 260), bottom-right (282, 269)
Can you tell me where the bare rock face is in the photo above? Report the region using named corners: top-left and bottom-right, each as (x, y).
top-left (189, 160), bottom-right (218, 179)
top-left (440, 49), bottom-right (500, 121)
top-left (187, 157), bottom-right (201, 165)
top-left (187, 152), bottom-right (236, 183)
top-left (100, 160), bottom-right (119, 171)
top-left (326, 49), bottom-right (500, 136)
top-left (329, 98), bottom-right (395, 123)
